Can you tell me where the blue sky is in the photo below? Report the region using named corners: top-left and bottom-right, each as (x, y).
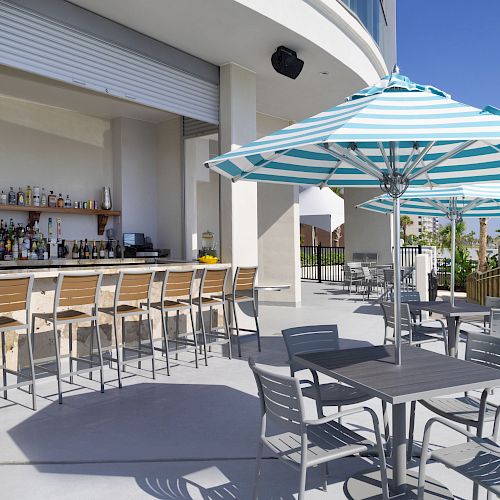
top-left (397, 0), bottom-right (500, 236)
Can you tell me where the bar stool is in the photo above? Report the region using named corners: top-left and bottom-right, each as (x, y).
top-left (32, 272), bottom-right (104, 404)
top-left (0, 274), bottom-right (36, 410)
top-left (226, 266), bottom-right (260, 357)
top-left (100, 270), bottom-right (155, 388)
top-left (148, 269), bottom-right (198, 373)
top-left (194, 268), bottom-right (231, 362)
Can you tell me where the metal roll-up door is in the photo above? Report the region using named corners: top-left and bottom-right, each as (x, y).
top-left (0, 1), bottom-right (219, 124)
top-left (182, 117), bottom-right (219, 139)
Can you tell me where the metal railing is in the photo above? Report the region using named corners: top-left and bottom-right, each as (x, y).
top-left (400, 246), bottom-right (421, 268)
top-left (300, 245), bottom-right (345, 282)
top-left (437, 257), bottom-right (478, 289)
top-left (467, 267), bottom-right (500, 305)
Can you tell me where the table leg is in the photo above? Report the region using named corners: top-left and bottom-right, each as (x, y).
top-left (446, 317), bottom-right (458, 357)
top-left (392, 402), bottom-right (407, 494)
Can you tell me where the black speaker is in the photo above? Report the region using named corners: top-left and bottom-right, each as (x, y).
top-left (271, 46), bottom-right (304, 80)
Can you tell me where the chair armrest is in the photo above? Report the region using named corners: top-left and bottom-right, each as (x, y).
top-left (304, 406), bottom-right (378, 427)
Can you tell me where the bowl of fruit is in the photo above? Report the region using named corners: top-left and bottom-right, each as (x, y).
top-left (198, 255), bottom-right (219, 264)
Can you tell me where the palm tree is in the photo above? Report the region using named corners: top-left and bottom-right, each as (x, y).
top-left (400, 215), bottom-right (413, 243)
top-left (478, 217), bottom-right (488, 272)
top-left (438, 220), bottom-right (466, 251)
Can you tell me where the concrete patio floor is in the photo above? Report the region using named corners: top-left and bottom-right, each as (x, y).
top-left (0, 281), bottom-right (495, 499)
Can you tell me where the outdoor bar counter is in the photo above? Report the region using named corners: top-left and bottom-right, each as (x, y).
top-left (1, 259), bottom-right (231, 369)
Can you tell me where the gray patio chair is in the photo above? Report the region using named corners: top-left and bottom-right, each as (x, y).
top-left (249, 358), bottom-right (389, 500)
top-left (458, 296), bottom-right (500, 332)
top-left (418, 407), bottom-right (500, 500)
top-left (361, 267), bottom-right (378, 300)
top-left (409, 333), bottom-right (500, 466)
top-left (343, 265), bottom-right (363, 295)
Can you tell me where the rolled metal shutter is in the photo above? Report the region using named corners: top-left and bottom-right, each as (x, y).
top-left (0, 1), bottom-right (219, 124)
top-left (182, 117), bottom-right (219, 139)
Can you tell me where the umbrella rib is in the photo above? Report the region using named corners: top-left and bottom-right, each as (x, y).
top-left (484, 141), bottom-right (500, 153)
top-left (408, 140), bottom-right (477, 181)
top-left (422, 198), bottom-right (450, 215)
top-left (350, 146), bottom-right (382, 173)
top-left (403, 141), bottom-right (435, 179)
top-left (460, 197), bottom-right (488, 214)
top-left (319, 159), bottom-right (342, 188)
top-left (402, 143), bottom-right (418, 176)
top-left (321, 143), bottom-right (384, 180)
top-left (378, 142), bottom-right (391, 171)
top-left (232, 148), bottom-right (292, 182)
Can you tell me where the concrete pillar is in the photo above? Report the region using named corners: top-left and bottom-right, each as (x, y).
top-left (219, 63), bottom-right (258, 268)
top-left (343, 188), bottom-right (393, 264)
top-left (415, 253), bottom-right (431, 320)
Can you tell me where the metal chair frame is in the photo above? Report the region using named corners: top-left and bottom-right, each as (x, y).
top-left (249, 358), bottom-right (389, 500)
top-left (32, 271), bottom-right (104, 404)
top-left (100, 270), bottom-right (156, 388)
top-left (227, 266), bottom-right (260, 357)
top-left (0, 274), bottom-right (36, 410)
top-left (418, 408), bottom-right (500, 500)
top-left (148, 269), bottom-right (198, 372)
top-left (343, 264), bottom-right (363, 295)
top-left (194, 268), bottom-right (231, 362)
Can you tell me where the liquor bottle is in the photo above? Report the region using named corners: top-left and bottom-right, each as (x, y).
top-left (84, 239), bottom-right (90, 259)
top-left (72, 241), bottom-right (79, 259)
top-left (48, 191), bottom-right (57, 208)
top-left (92, 240), bottom-right (98, 259)
top-left (99, 240), bottom-right (106, 259)
top-left (12, 237), bottom-right (18, 260)
top-left (8, 187), bottom-right (16, 205)
top-left (0, 236), bottom-right (4, 261)
top-left (0, 190), bottom-right (6, 205)
top-left (25, 186), bottom-right (32, 206)
top-left (79, 240), bottom-right (84, 259)
top-left (57, 193), bottom-right (64, 208)
top-left (107, 241), bottom-right (115, 259)
top-left (4, 236), bottom-right (12, 261)
top-left (32, 186), bottom-right (40, 207)
top-left (40, 188), bottom-right (47, 207)
top-left (47, 218), bottom-right (53, 241)
top-left (17, 187), bottom-right (25, 206)
top-left (115, 241), bottom-right (122, 258)
top-left (64, 195), bottom-right (72, 208)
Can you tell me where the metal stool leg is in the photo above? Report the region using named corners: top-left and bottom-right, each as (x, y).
top-left (161, 309), bottom-right (171, 375)
top-left (223, 302), bottom-right (231, 359)
top-left (232, 299), bottom-right (242, 358)
top-left (121, 316), bottom-right (127, 372)
top-left (68, 323), bottom-right (74, 384)
top-left (1, 331), bottom-right (7, 400)
top-left (89, 320), bottom-right (94, 381)
top-left (252, 298), bottom-right (261, 352)
top-left (52, 323), bottom-right (63, 404)
top-left (26, 325), bottom-right (37, 410)
top-left (208, 306), bottom-right (213, 353)
top-left (138, 315), bottom-right (143, 370)
top-left (93, 319), bottom-right (105, 393)
top-left (113, 316), bottom-right (123, 388)
top-left (408, 400), bottom-right (416, 461)
top-left (198, 305), bottom-right (208, 366)
top-left (189, 307), bottom-right (199, 369)
top-left (147, 313), bottom-right (155, 380)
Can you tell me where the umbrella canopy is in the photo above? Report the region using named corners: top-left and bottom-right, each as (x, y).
top-left (358, 184), bottom-right (500, 307)
top-left (206, 69), bottom-right (500, 366)
top-left (299, 187), bottom-right (344, 234)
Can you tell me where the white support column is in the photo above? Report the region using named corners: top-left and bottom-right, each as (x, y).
top-left (415, 253), bottom-right (431, 320)
top-left (219, 63), bottom-right (258, 268)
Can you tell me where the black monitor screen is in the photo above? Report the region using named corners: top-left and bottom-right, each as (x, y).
top-left (123, 233), bottom-right (145, 247)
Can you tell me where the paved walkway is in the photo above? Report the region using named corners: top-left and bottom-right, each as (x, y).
top-left (0, 282), bottom-right (493, 499)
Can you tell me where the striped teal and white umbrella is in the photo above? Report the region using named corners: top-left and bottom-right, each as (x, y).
top-left (206, 69), bottom-right (500, 366)
top-left (358, 184), bottom-right (500, 310)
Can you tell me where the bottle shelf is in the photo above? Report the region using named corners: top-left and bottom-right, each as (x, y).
top-left (0, 205), bottom-right (121, 235)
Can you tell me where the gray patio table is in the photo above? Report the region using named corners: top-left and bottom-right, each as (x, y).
top-left (294, 344), bottom-right (500, 499)
top-left (406, 300), bottom-right (490, 357)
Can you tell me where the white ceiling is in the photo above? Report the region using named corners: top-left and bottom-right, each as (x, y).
top-left (67, 0), bottom-right (377, 121)
top-left (0, 66), bottom-right (176, 123)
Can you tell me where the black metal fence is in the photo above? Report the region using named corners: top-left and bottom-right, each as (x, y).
top-left (400, 246), bottom-right (422, 267)
top-left (300, 245), bottom-right (345, 282)
top-left (436, 257), bottom-right (478, 289)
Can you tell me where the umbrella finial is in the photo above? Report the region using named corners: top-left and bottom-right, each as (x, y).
top-left (391, 63), bottom-right (400, 75)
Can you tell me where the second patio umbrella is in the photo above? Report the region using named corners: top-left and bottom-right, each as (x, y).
top-left (206, 69), bottom-right (500, 365)
top-left (357, 184), bottom-right (500, 306)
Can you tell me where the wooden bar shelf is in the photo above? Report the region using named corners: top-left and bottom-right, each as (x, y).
top-left (0, 205), bottom-right (121, 235)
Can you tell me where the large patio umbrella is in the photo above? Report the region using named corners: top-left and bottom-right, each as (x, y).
top-left (357, 184), bottom-right (500, 306)
top-left (206, 69), bottom-right (500, 365)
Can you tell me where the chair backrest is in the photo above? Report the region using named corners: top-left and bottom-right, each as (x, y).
top-left (400, 291), bottom-right (421, 302)
top-left (383, 269), bottom-right (394, 284)
top-left (490, 309), bottom-right (500, 338)
top-left (0, 274), bottom-right (34, 315)
top-left (200, 268), bottom-right (229, 297)
top-left (163, 270), bottom-right (195, 301)
top-left (486, 296), bottom-right (500, 309)
top-left (361, 267), bottom-right (371, 279)
top-left (233, 266), bottom-right (257, 294)
top-left (55, 272), bottom-right (102, 309)
top-left (249, 358), bottom-right (304, 434)
top-left (381, 302), bottom-right (412, 337)
top-left (347, 262), bottom-right (362, 268)
top-left (116, 271), bottom-right (155, 304)
top-left (282, 325), bottom-right (339, 374)
top-left (465, 332), bottom-right (500, 371)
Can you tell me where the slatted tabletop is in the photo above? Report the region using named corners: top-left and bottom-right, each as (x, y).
top-left (407, 300), bottom-right (490, 317)
top-left (294, 344), bottom-right (500, 404)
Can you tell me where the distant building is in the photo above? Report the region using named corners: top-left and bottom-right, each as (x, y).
top-left (406, 215), bottom-right (440, 237)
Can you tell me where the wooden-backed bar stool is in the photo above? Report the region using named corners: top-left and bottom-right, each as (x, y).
top-left (32, 272), bottom-right (104, 404)
top-left (148, 269), bottom-right (198, 373)
top-left (0, 274), bottom-right (36, 410)
top-left (100, 270), bottom-right (155, 388)
top-left (226, 266), bottom-right (261, 357)
top-left (194, 268), bottom-right (231, 362)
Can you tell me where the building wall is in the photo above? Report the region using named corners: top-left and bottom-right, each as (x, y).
top-left (0, 96), bottom-right (113, 242)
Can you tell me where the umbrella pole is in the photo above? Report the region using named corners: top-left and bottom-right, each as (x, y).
top-left (450, 215), bottom-right (456, 307)
top-left (393, 195), bottom-right (402, 365)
